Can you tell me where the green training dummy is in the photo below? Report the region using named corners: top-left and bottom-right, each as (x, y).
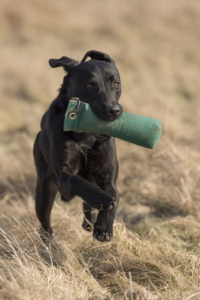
top-left (63, 99), bottom-right (162, 149)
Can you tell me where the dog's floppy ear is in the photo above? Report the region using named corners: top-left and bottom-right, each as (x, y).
top-left (49, 56), bottom-right (79, 72)
top-left (81, 50), bottom-right (112, 63)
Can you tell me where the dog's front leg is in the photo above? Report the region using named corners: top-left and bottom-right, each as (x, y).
top-left (57, 172), bottom-right (116, 211)
top-left (93, 183), bottom-right (119, 242)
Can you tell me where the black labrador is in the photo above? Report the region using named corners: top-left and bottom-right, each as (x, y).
top-left (33, 50), bottom-right (123, 242)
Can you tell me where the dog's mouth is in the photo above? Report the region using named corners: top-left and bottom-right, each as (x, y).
top-left (93, 133), bottom-right (110, 141)
top-left (90, 102), bottom-right (123, 122)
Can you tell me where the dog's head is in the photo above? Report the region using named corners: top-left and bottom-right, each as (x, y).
top-left (49, 50), bottom-right (123, 121)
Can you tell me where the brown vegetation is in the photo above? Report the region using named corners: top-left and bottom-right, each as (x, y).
top-left (1, 0), bottom-right (200, 299)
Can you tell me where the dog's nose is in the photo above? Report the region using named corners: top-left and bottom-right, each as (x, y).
top-left (106, 105), bottom-right (121, 119)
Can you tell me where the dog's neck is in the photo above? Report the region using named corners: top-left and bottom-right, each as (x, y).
top-left (72, 132), bottom-right (110, 149)
top-left (72, 132), bottom-right (96, 147)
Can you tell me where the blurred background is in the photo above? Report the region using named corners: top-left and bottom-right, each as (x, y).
top-left (1, 1), bottom-right (200, 298)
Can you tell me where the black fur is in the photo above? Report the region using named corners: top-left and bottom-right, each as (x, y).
top-left (33, 50), bottom-right (123, 242)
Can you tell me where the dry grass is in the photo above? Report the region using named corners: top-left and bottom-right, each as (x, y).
top-left (1, 0), bottom-right (200, 299)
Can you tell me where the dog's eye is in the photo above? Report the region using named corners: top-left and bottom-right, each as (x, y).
top-left (86, 84), bottom-right (93, 89)
top-left (113, 82), bottom-right (119, 88)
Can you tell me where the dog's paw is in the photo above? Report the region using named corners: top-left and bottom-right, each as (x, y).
top-left (82, 183), bottom-right (117, 211)
top-left (93, 217), bottom-right (113, 242)
top-left (93, 230), bottom-right (112, 242)
top-left (39, 226), bottom-right (53, 244)
top-left (93, 226), bottom-right (113, 242)
top-left (92, 192), bottom-right (116, 211)
top-left (85, 193), bottom-right (116, 211)
top-left (99, 199), bottom-right (116, 211)
top-left (82, 219), bottom-right (94, 232)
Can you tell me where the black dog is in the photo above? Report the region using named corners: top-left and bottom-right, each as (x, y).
top-left (33, 50), bottom-right (123, 242)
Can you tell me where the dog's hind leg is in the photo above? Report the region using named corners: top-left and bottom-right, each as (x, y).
top-left (35, 173), bottom-right (57, 237)
top-left (82, 202), bottom-right (96, 232)
top-left (34, 133), bottom-right (57, 238)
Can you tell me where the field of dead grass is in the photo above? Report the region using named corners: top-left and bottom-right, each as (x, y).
top-left (1, 0), bottom-right (200, 299)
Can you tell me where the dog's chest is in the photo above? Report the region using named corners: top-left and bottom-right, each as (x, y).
top-left (73, 132), bottom-right (96, 149)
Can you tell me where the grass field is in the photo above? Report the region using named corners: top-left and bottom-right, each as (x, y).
top-left (1, 0), bottom-right (200, 299)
